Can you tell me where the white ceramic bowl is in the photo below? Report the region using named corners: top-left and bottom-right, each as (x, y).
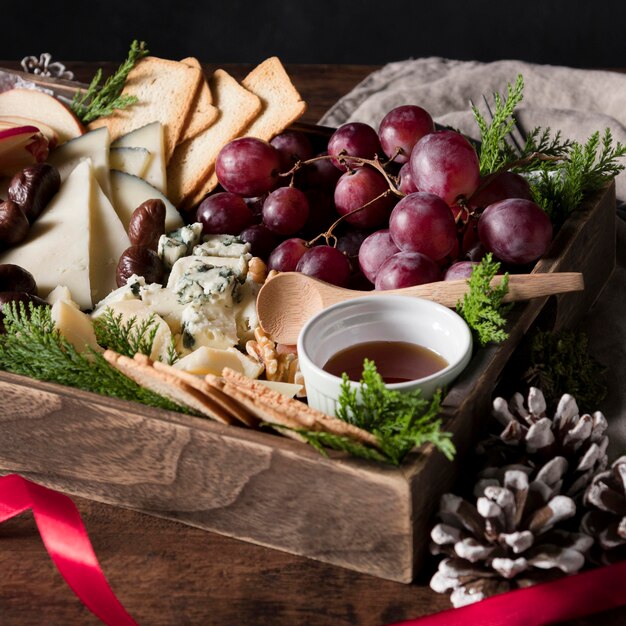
top-left (297, 295), bottom-right (473, 417)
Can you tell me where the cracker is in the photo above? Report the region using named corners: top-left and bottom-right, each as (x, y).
top-left (167, 69), bottom-right (261, 208)
top-left (221, 368), bottom-right (380, 447)
top-left (89, 56), bottom-right (203, 161)
top-left (103, 350), bottom-right (234, 424)
top-left (178, 57), bottom-right (219, 142)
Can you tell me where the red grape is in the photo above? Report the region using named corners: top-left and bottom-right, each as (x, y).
top-left (358, 229), bottom-right (399, 283)
top-left (243, 195), bottom-right (267, 223)
top-left (478, 198), bottom-right (553, 264)
top-left (270, 130), bottom-right (314, 172)
top-left (267, 238), bottom-right (308, 272)
top-left (469, 171), bottom-right (533, 209)
top-left (389, 192), bottom-right (457, 261)
top-left (378, 105), bottom-right (435, 163)
top-left (262, 186), bottom-right (309, 235)
top-left (215, 137), bottom-right (281, 196)
top-left (398, 163), bottom-right (418, 194)
top-left (239, 224), bottom-right (280, 260)
top-left (334, 167), bottom-right (395, 229)
top-left (196, 192), bottom-right (253, 234)
top-left (296, 245), bottom-right (351, 287)
top-left (444, 261), bottom-right (478, 280)
top-left (410, 130), bottom-right (480, 206)
top-left (374, 251), bottom-right (441, 290)
top-left (327, 122), bottom-right (382, 171)
top-left (336, 227), bottom-right (370, 259)
top-left (302, 152), bottom-right (342, 190)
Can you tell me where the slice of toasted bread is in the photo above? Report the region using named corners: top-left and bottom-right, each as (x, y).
top-left (88, 56), bottom-right (203, 162)
top-left (167, 69), bottom-right (261, 208)
top-left (242, 57), bottom-right (307, 142)
top-left (178, 57), bottom-right (219, 143)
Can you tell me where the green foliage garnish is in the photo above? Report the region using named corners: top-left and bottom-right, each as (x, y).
top-left (70, 40), bottom-right (149, 124)
top-left (0, 302), bottom-right (190, 414)
top-left (522, 329), bottom-right (607, 411)
top-left (457, 254), bottom-right (511, 347)
top-left (471, 74), bottom-right (525, 175)
top-left (93, 307), bottom-right (159, 358)
top-left (336, 359), bottom-right (455, 464)
top-left (530, 129), bottom-right (626, 223)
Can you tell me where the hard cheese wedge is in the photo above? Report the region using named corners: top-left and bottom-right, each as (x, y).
top-left (0, 159), bottom-right (131, 309)
top-left (48, 127), bottom-right (112, 199)
top-left (110, 169), bottom-right (183, 232)
top-left (0, 159), bottom-right (92, 308)
top-left (109, 146), bottom-right (151, 178)
top-left (111, 122), bottom-right (166, 193)
top-left (173, 345), bottom-right (263, 379)
top-left (51, 299), bottom-right (101, 354)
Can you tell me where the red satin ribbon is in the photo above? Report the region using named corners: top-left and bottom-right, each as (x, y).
top-left (390, 558), bottom-right (626, 626)
top-left (0, 474), bottom-right (137, 626)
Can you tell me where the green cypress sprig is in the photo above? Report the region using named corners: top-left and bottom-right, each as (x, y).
top-left (70, 40), bottom-right (148, 124)
top-left (456, 254), bottom-right (511, 347)
top-left (93, 307), bottom-right (159, 358)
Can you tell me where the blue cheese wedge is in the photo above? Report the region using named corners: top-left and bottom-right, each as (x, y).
top-left (158, 222), bottom-right (203, 270)
top-left (234, 278), bottom-right (260, 343)
top-left (194, 234), bottom-right (250, 258)
top-left (178, 302), bottom-right (238, 352)
top-left (92, 274), bottom-right (144, 315)
top-left (139, 283), bottom-right (185, 333)
top-left (169, 257), bottom-right (240, 307)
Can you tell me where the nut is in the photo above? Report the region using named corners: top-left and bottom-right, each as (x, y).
top-left (8, 163), bottom-right (61, 223)
top-left (0, 264), bottom-right (37, 295)
top-left (0, 200), bottom-right (29, 246)
top-left (0, 291), bottom-right (49, 333)
top-left (116, 245), bottom-right (164, 287)
top-left (248, 256), bottom-right (267, 284)
top-left (128, 199), bottom-right (166, 251)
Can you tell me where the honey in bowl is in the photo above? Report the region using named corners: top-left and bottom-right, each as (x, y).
top-left (322, 341), bottom-right (448, 384)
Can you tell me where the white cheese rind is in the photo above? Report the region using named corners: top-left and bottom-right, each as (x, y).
top-left (111, 122), bottom-right (166, 193)
top-left (0, 160), bottom-right (92, 309)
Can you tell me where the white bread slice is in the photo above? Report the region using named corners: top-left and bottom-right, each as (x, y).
top-left (199, 57), bottom-right (307, 196)
top-left (179, 57), bottom-right (219, 142)
top-left (167, 69), bottom-right (261, 208)
top-left (242, 56), bottom-right (307, 141)
top-left (88, 56), bottom-right (202, 162)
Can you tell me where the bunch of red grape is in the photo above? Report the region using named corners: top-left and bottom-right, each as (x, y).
top-left (196, 105), bottom-right (553, 289)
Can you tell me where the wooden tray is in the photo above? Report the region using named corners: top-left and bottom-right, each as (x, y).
top-left (0, 181), bottom-right (615, 583)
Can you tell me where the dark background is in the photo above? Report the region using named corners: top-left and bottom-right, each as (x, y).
top-left (1, 0), bottom-right (625, 67)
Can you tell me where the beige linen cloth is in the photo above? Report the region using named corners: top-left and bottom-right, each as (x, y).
top-left (320, 58), bottom-right (626, 455)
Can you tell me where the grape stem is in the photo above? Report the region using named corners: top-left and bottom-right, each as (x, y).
top-left (307, 189), bottom-right (395, 247)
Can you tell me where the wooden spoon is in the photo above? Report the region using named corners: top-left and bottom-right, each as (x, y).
top-left (256, 271), bottom-right (584, 345)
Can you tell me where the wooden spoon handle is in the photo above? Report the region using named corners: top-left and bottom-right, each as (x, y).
top-left (386, 272), bottom-right (584, 307)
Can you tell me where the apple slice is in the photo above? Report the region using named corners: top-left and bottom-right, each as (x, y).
top-left (0, 115), bottom-right (59, 149)
top-left (0, 89), bottom-right (84, 145)
top-left (0, 125), bottom-right (48, 175)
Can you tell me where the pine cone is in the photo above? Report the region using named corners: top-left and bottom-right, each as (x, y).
top-left (477, 388), bottom-right (608, 499)
top-left (581, 456), bottom-right (626, 564)
top-left (430, 467), bottom-right (592, 607)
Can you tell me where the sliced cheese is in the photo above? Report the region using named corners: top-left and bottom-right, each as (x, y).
top-left (46, 285), bottom-right (79, 309)
top-left (256, 380), bottom-right (303, 398)
top-left (0, 160), bottom-right (92, 309)
top-left (89, 176), bottom-right (132, 304)
top-left (110, 169), bottom-right (183, 232)
top-left (51, 299), bottom-right (101, 354)
top-left (173, 345), bottom-right (263, 379)
top-left (109, 146), bottom-right (151, 178)
top-left (111, 122), bottom-right (166, 193)
top-left (48, 127), bottom-right (112, 199)
top-left (92, 299), bottom-right (172, 362)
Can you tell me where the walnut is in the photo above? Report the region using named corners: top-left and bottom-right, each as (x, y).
top-left (248, 256), bottom-right (268, 284)
top-left (246, 326), bottom-right (278, 378)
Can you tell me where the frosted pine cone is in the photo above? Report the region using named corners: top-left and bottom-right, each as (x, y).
top-left (430, 467), bottom-right (592, 607)
top-left (581, 456), bottom-right (626, 564)
top-left (478, 388), bottom-right (608, 499)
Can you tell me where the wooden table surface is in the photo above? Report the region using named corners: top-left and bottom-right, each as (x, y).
top-left (0, 61), bottom-right (624, 626)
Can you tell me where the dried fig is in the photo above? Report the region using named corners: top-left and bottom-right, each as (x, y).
top-left (8, 163), bottom-right (61, 223)
top-left (116, 245), bottom-right (164, 287)
top-left (0, 264), bottom-right (37, 295)
top-left (0, 291), bottom-right (49, 333)
top-left (0, 200), bottom-right (29, 246)
top-left (128, 199), bottom-right (166, 251)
